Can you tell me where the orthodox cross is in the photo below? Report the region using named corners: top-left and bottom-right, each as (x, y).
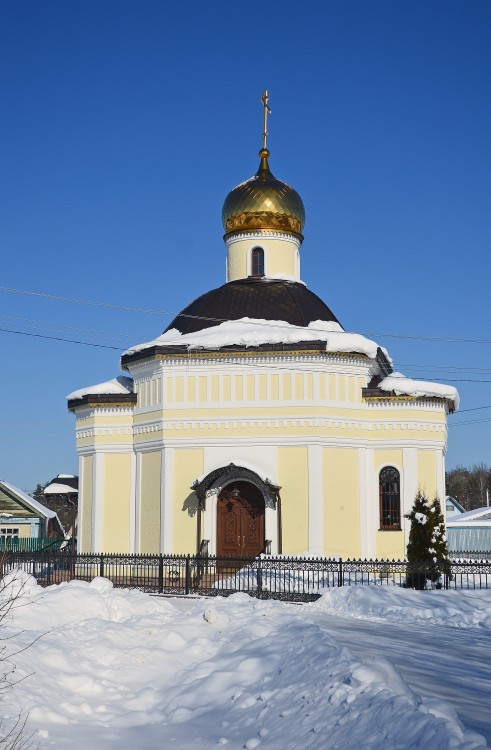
top-left (260, 90), bottom-right (271, 150)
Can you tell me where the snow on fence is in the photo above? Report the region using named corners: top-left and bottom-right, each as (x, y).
top-left (1, 551), bottom-right (491, 600)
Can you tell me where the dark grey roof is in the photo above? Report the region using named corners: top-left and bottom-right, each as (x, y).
top-left (164, 278), bottom-right (342, 335)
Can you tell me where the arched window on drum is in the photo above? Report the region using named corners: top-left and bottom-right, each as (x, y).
top-left (251, 247), bottom-right (264, 277)
top-left (379, 467), bottom-right (401, 530)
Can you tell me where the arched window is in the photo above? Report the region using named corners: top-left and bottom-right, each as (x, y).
top-left (251, 247), bottom-right (264, 276)
top-left (379, 467), bottom-right (401, 530)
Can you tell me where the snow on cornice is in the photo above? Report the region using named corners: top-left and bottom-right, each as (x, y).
top-left (377, 372), bottom-right (460, 411)
top-left (66, 376), bottom-right (134, 402)
top-left (122, 318), bottom-right (384, 361)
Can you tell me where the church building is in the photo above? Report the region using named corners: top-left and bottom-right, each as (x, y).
top-left (68, 94), bottom-right (458, 560)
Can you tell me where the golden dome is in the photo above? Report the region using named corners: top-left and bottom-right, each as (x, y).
top-left (222, 149), bottom-right (305, 238)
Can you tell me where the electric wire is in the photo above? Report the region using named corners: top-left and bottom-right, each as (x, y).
top-left (2, 284), bottom-right (491, 346)
top-left (1, 325), bottom-right (491, 385)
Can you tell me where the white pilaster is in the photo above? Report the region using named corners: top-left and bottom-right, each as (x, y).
top-left (203, 490), bottom-right (218, 555)
top-left (308, 444), bottom-right (324, 554)
top-left (358, 448), bottom-right (368, 558)
top-left (128, 451), bottom-right (137, 554)
top-left (92, 452), bottom-right (105, 552)
top-left (77, 455), bottom-right (85, 553)
top-left (363, 448), bottom-right (377, 558)
top-left (436, 449), bottom-right (445, 504)
top-left (265, 504), bottom-right (279, 554)
top-left (134, 452), bottom-right (142, 553)
top-left (161, 446), bottom-right (174, 553)
top-left (402, 447), bottom-right (418, 544)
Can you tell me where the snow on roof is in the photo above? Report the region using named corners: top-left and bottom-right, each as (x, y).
top-left (67, 376), bottom-right (134, 402)
top-left (377, 372), bottom-right (460, 410)
top-left (44, 483), bottom-right (78, 495)
top-left (445, 496), bottom-right (466, 513)
top-left (446, 506), bottom-right (491, 525)
top-left (0, 480), bottom-right (57, 519)
top-left (123, 318), bottom-right (384, 361)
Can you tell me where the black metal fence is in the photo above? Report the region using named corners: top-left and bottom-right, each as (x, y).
top-left (1, 551), bottom-right (490, 602)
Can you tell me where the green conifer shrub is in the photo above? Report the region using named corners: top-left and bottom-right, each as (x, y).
top-left (405, 493), bottom-right (449, 589)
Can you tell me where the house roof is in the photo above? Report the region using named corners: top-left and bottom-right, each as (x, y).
top-left (446, 506), bottom-right (491, 526)
top-left (445, 496), bottom-right (466, 513)
top-left (0, 480), bottom-right (58, 520)
top-left (44, 474), bottom-right (79, 495)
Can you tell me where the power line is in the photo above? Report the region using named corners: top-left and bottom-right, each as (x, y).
top-left (1, 326), bottom-right (491, 384)
top-left (0, 286), bottom-right (174, 316)
top-left (450, 417), bottom-right (491, 428)
top-left (2, 314), bottom-right (491, 379)
top-left (0, 327), bottom-right (122, 350)
top-left (0, 315), bottom-right (131, 340)
top-left (2, 284), bottom-right (491, 346)
top-left (3, 312), bottom-right (491, 373)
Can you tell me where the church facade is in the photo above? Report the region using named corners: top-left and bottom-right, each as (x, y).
top-left (68, 105), bottom-right (458, 560)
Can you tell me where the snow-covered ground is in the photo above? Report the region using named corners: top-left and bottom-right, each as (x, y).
top-left (0, 572), bottom-right (489, 749)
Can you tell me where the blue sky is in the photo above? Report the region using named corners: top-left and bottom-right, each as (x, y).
top-left (1, 1), bottom-right (490, 492)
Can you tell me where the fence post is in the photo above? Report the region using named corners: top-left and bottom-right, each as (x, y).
top-left (257, 555), bottom-right (263, 599)
top-left (99, 553), bottom-right (104, 578)
top-left (185, 555), bottom-right (191, 595)
top-left (338, 558), bottom-right (343, 587)
top-left (158, 554), bottom-right (164, 594)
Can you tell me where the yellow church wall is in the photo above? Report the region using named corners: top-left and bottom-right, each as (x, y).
top-left (374, 449), bottom-right (403, 472)
top-left (175, 377), bottom-right (184, 402)
top-left (417, 450), bottom-right (438, 498)
top-left (211, 375), bottom-right (219, 401)
top-left (227, 251), bottom-right (245, 280)
top-left (80, 455), bottom-right (93, 553)
top-left (376, 531), bottom-right (405, 560)
top-left (139, 451), bottom-right (161, 553)
top-left (172, 449), bottom-right (204, 553)
top-left (199, 377), bottom-right (207, 401)
top-left (75, 412), bottom-right (133, 427)
top-left (76, 432), bottom-right (133, 447)
top-left (282, 374), bottom-right (292, 400)
top-left (271, 374), bottom-right (279, 400)
top-left (265, 243), bottom-right (297, 278)
top-left (233, 375), bottom-right (243, 400)
top-left (258, 374), bottom-right (267, 400)
top-left (102, 454), bottom-right (131, 552)
top-left (323, 448), bottom-right (361, 558)
top-left (278, 446), bottom-right (308, 553)
top-left (223, 375), bottom-right (231, 401)
top-left (246, 375), bottom-right (255, 400)
top-left (187, 377), bottom-right (196, 402)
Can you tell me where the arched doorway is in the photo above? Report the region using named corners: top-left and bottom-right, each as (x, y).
top-left (216, 481), bottom-right (265, 557)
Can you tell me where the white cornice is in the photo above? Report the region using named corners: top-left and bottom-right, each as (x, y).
top-left (225, 230), bottom-right (301, 248)
top-left (131, 416), bottom-right (447, 435)
top-left (128, 435), bottom-right (448, 453)
top-left (74, 405), bottom-right (134, 420)
top-left (128, 351), bottom-right (372, 375)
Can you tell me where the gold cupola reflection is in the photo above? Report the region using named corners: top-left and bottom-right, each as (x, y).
top-left (222, 147), bottom-right (305, 238)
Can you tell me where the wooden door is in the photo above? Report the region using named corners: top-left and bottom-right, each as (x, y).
top-left (217, 482), bottom-right (265, 558)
